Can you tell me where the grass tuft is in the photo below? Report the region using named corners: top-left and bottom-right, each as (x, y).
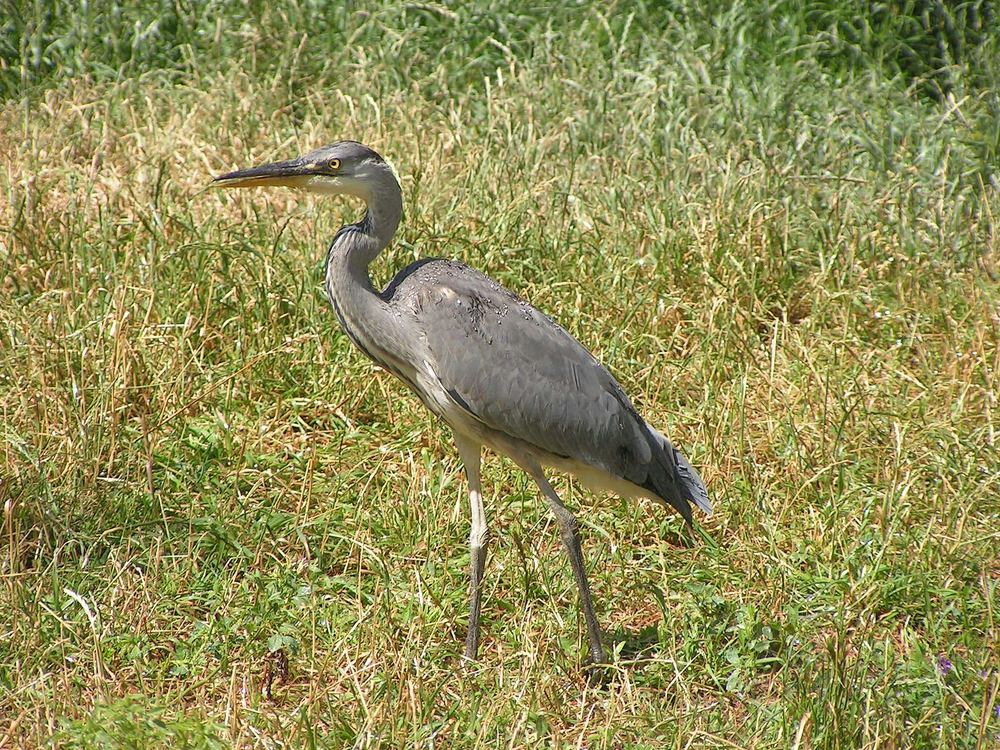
top-left (1, 1), bottom-right (998, 747)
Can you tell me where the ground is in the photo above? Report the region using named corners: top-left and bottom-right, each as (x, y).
top-left (1, 1), bottom-right (998, 748)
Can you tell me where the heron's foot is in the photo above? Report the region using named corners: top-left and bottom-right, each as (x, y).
top-left (459, 641), bottom-right (483, 674)
top-left (463, 635), bottom-right (480, 664)
top-left (582, 652), bottom-right (613, 687)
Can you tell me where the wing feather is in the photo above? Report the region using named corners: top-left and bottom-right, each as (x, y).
top-left (382, 259), bottom-right (709, 521)
top-left (398, 260), bottom-right (651, 482)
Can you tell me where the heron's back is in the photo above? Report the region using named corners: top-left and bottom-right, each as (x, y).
top-left (379, 259), bottom-right (710, 522)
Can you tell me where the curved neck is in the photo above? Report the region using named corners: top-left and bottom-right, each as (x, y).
top-left (344, 183), bottom-right (404, 272)
top-left (325, 171), bottom-right (403, 286)
top-left (323, 179), bottom-right (415, 382)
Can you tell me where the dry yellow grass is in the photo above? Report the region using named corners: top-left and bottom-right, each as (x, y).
top-left (2, 7), bottom-right (999, 746)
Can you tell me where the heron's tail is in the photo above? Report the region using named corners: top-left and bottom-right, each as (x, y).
top-left (644, 427), bottom-right (712, 525)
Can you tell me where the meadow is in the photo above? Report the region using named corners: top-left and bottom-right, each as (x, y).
top-left (1, 1), bottom-right (998, 747)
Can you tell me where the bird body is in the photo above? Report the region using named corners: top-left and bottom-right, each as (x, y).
top-left (214, 140), bottom-right (711, 666)
top-left (366, 256), bottom-right (710, 522)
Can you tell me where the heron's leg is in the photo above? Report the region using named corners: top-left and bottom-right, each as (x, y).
top-left (455, 434), bottom-right (488, 660)
top-left (530, 470), bottom-right (606, 665)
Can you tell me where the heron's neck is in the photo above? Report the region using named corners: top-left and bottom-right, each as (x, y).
top-left (323, 184), bottom-right (411, 372)
top-left (325, 177), bottom-right (403, 285)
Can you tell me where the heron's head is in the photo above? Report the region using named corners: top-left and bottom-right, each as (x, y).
top-left (213, 140), bottom-right (398, 200)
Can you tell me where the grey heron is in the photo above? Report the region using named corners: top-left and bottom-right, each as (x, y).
top-left (213, 140), bottom-right (711, 667)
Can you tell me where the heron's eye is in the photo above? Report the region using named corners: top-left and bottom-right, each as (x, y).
top-left (328, 158), bottom-right (341, 171)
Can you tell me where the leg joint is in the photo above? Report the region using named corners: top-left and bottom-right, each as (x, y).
top-left (552, 505), bottom-right (579, 535)
top-left (470, 526), bottom-right (489, 550)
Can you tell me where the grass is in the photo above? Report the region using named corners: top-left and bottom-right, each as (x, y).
top-left (1, 0), bottom-right (999, 747)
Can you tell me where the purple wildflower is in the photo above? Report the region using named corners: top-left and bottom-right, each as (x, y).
top-left (994, 704), bottom-right (1000, 720)
top-left (937, 655), bottom-right (952, 676)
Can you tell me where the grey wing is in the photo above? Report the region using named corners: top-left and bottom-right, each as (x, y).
top-left (400, 261), bottom-right (658, 488)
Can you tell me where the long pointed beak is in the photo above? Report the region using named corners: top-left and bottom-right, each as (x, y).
top-left (213, 158), bottom-right (314, 189)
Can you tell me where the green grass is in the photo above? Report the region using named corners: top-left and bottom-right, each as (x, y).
top-left (2, 1), bottom-right (999, 747)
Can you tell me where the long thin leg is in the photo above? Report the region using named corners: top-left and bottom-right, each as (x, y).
top-left (455, 434), bottom-right (488, 660)
top-left (529, 469), bottom-right (606, 665)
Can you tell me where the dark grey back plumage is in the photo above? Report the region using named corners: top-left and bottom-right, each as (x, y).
top-left (383, 258), bottom-right (710, 523)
